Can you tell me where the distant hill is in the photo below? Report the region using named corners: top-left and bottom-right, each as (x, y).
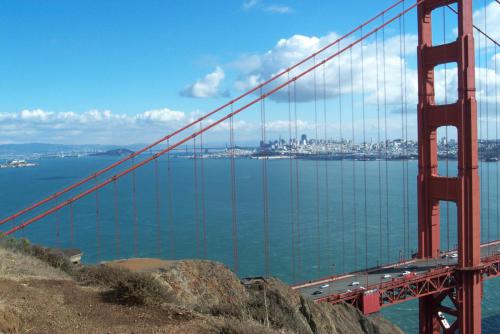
top-left (0, 143), bottom-right (119, 155)
top-left (89, 148), bottom-right (134, 156)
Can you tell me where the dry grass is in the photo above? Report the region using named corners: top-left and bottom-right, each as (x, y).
top-left (0, 247), bottom-right (69, 280)
top-left (75, 264), bottom-right (174, 306)
top-left (217, 318), bottom-right (283, 334)
top-left (0, 238), bottom-right (74, 275)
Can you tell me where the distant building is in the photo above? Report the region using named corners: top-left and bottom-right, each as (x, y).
top-left (301, 134), bottom-right (308, 146)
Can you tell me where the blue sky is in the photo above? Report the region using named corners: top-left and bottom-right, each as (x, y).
top-left (0, 0), bottom-right (391, 113)
top-left (0, 0), bottom-right (498, 145)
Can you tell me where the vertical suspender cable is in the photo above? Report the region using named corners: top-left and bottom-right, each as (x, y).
top-left (167, 138), bottom-right (175, 259)
top-left (338, 43), bottom-right (346, 273)
top-left (375, 30), bottom-right (383, 264)
top-left (323, 63), bottom-right (332, 276)
top-left (484, 0), bottom-right (491, 248)
top-left (70, 202), bottom-right (74, 247)
top-left (95, 178), bottom-right (101, 260)
top-left (288, 74), bottom-right (296, 283)
top-left (361, 27), bottom-right (369, 276)
top-left (294, 81), bottom-right (302, 277)
top-left (478, 15), bottom-right (484, 244)
top-left (193, 137), bottom-right (200, 257)
top-left (55, 195), bottom-right (60, 246)
top-left (495, 43), bottom-right (499, 247)
top-left (154, 157), bottom-right (161, 257)
top-left (443, 7), bottom-right (450, 254)
top-left (349, 47), bottom-right (358, 270)
top-left (403, 2), bottom-right (410, 258)
top-left (229, 106), bottom-right (239, 275)
top-left (314, 56), bottom-right (321, 277)
top-left (113, 179), bottom-right (120, 257)
top-left (382, 12), bottom-right (391, 262)
top-left (399, 13), bottom-right (407, 260)
top-left (132, 158), bottom-right (138, 257)
top-left (200, 122), bottom-right (207, 258)
top-left (261, 88), bottom-right (270, 276)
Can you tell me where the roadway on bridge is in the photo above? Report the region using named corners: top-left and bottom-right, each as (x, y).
top-left (295, 241), bottom-right (500, 301)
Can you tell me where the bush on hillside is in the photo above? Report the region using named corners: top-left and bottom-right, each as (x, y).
top-left (0, 237), bottom-right (73, 274)
top-left (77, 264), bottom-right (173, 306)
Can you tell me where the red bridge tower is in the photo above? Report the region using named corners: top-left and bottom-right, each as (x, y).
top-left (417, 0), bottom-right (481, 333)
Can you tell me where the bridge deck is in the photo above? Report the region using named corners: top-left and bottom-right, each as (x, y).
top-left (293, 241), bottom-right (500, 314)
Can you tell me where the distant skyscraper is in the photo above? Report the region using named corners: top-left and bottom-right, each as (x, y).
top-left (301, 134), bottom-right (307, 146)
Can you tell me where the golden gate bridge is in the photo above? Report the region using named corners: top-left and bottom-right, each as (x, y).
top-left (1, 0), bottom-right (500, 333)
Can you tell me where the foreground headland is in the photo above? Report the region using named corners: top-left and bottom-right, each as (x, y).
top-left (0, 238), bottom-right (403, 334)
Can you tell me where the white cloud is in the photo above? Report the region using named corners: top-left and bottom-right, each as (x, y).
top-left (264, 5), bottom-right (292, 14)
top-left (242, 0), bottom-right (259, 10)
top-left (181, 66), bottom-right (229, 98)
top-left (20, 109), bottom-right (53, 122)
top-left (473, 1), bottom-right (500, 43)
top-left (232, 24), bottom-right (499, 110)
top-left (242, 0), bottom-right (293, 14)
top-left (136, 108), bottom-right (185, 123)
top-left (234, 32), bottom-right (419, 105)
top-left (0, 108), bottom-right (189, 145)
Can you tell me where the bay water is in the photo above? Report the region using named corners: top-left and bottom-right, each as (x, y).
top-left (1, 155), bottom-right (500, 333)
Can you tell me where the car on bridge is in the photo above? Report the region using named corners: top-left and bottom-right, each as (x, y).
top-left (400, 270), bottom-right (416, 278)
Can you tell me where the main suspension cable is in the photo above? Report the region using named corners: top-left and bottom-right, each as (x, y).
top-left (3, 2), bottom-right (422, 237)
top-left (446, 5), bottom-right (500, 47)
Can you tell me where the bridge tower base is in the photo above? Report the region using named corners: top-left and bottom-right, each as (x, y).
top-left (417, 0), bottom-right (481, 333)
